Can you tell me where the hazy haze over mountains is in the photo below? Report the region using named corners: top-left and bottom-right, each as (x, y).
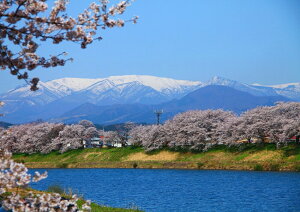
top-left (0, 75), bottom-right (298, 124)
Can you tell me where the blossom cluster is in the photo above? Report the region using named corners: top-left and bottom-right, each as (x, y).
top-left (129, 102), bottom-right (300, 151)
top-left (0, 120), bottom-right (99, 154)
top-left (0, 149), bottom-right (91, 211)
top-left (0, 120), bottom-right (135, 154)
top-left (0, 0), bottom-right (138, 90)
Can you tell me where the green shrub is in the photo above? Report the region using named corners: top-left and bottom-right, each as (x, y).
top-left (14, 159), bottom-right (25, 164)
top-left (132, 162), bottom-right (138, 169)
top-left (58, 163), bottom-right (68, 168)
top-left (294, 164), bottom-right (300, 172)
top-left (47, 184), bottom-right (64, 194)
top-left (253, 164), bottom-right (263, 171)
top-left (269, 164), bottom-right (280, 171)
top-left (197, 162), bottom-right (204, 169)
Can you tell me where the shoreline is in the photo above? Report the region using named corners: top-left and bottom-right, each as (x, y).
top-left (23, 161), bottom-right (300, 172)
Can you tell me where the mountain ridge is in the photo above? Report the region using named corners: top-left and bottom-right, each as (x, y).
top-left (0, 75), bottom-right (299, 124)
top-left (54, 85), bottom-right (290, 125)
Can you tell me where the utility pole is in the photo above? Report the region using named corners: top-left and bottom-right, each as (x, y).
top-left (0, 101), bottom-right (4, 117)
top-left (154, 110), bottom-right (163, 125)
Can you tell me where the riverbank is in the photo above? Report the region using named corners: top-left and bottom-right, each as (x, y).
top-left (12, 144), bottom-right (300, 171)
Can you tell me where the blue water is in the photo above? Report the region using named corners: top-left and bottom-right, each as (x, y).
top-left (29, 169), bottom-right (300, 212)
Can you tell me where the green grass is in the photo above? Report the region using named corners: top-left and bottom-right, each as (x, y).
top-left (234, 153), bottom-right (249, 161)
top-left (12, 144), bottom-right (300, 171)
top-left (77, 199), bottom-right (142, 212)
top-left (13, 146), bottom-right (143, 163)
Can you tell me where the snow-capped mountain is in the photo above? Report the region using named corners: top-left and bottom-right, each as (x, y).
top-left (203, 76), bottom-right (300, 100)
top-left (1, 75), bottom-right (201, 106)
top-left (0, 75), bottom-right (299, 124)
top-left (203, 76), bottom-right (279, 97)
top-left (0, 75), bottom-right (202, 123)
top-left (257, 82), bottom-right (300, 101)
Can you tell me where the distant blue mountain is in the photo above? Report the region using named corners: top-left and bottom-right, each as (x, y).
top-left (53, 85), bottom-right (290, 125)
top-left (160, 85), bottom-right (289, 114)
top-left (0, 121), bottom-right (13, 128)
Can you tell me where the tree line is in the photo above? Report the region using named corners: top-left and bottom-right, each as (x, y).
top-left (0, 102), bottom-right (299, 154)
top-left (0, 120), bottom-right (128, 153)
top-left (129, 102), bottom-right (300, 151)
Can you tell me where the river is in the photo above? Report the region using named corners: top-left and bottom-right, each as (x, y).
top-left (30, 169), bottom-right (300, 212)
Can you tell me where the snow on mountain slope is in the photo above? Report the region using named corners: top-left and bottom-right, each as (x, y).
top-left (43, 75), bottom-right (201, 96)
top-left (205, 76), bottom-right (300, 101)
top-left (255, 82), bottom-right (300, 100)
top-left (0, 75), bottom-right (201, 107)
top-left (267, 82), bottom-right (300, 89)
top-left (203, 76), bottom-right (279, 97)
top-left (106, 75), bottom-right (201, 92)
top-left (1, 82), bottom-right (68, 105)
top-left (46, 78), bottom-right (101, 92)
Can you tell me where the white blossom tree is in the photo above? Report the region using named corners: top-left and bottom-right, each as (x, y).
top-left (51, 124), bottom-right (85, 153)
top-left (237, 102), bottom-right (300, 145)
top-left (0, 149), bottom-right (91, 211)
top-left (78, 120), bottom-right (95, 128)
top-left (0, 0), bottom-right (137, 90)
top-left (129, 110), bottom-right (237, 151)
top-left (163, 110), bottom-right (237, 151)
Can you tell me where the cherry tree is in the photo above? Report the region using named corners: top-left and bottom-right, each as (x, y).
top-left (78, 120), bottom-right (95, 128)
top-left (21, 122), bottom-right (65, 154)
top-left (51, 124), bottom-right (86, 153)
top-left (102, 130), bottom-right (120, 146)
top-left (78, 120), bottom-right (99, 140)
top-left (0, 123), bottom-right (34, 152)
top-left (114, 122), bottom-right (136, 146)
top-left (236, 107), bottom-right (271, 143)
top-left (129, 110), bottom-right (237, 151)
top-left (264, 102), bottom-right (300, 145)
top-left (237, 102), bottom-right (300, 145)
top-left (163, 110), bottom-right (237, 151)
top-left (128, 125), bottom-right (147, 146)
top-left (0, 149), bottom-right (91, 211)
top-left (0, 122), bottom-right (65, 153)
top-left (84, 126), bottom-right (99, 139)
top-left (129, 124), bottom-right (168, 151)
top-left (0, 0), bottom-right (138, 90)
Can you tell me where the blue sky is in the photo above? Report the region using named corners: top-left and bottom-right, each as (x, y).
top-left (1, 0), bottom-right (299, 93)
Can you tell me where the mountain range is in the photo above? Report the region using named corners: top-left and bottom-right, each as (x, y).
top-left (0, 75), bottom-right (299, 124)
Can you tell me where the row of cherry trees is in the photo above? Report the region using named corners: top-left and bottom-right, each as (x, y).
top-left (0, 120), bottom-right (120, 153)
top-left (0, 119), bottom-right (128, 154)
top-left (0, 102), bottom-right (299, 154)
top-left (129, 102), bottom-right (300, 151)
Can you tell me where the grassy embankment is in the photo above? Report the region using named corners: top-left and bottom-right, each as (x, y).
top-left (12, 144), bottom-right (300, 171)
top-left (0, 188), bottom-right (141, 212)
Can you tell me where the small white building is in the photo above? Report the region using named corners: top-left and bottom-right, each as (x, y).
top-left (83, 137), bottom-right (102, 148)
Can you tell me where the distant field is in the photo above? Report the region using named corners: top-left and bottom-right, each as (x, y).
top-left (13, 144), bottom-right (300, 171)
